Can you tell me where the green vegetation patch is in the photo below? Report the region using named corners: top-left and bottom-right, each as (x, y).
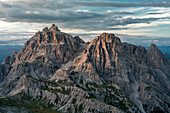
top-left (136, 59), bottom-right (142, 64)
top-left (0, 95), bottom-right (61, 113)
top-left (71, 98), bottom-right (77, 104)
top-left (84, 82), bottom-right (135, 111)
top-left (145, 86), bottom-right (151, 91)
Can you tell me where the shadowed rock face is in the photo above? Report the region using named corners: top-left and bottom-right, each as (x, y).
top-left (144, 44), bottom-right (170, 76)
top-left (0, 51), bottom-right (17, 82)
top-left (0, 64), bottom-right (11, 82)
top-left (2, 51), bottom-right (18, 65)
top-left (0, 26), bottom-right (169, 113)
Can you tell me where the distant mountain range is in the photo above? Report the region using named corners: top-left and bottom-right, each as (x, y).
top-left (0, 25), bottom-right (169, 113)
top-left (157, 46), bottom-right (170, 54)
top-left (165, 53), bottom-right (170, 59)
top-left (0, 45), bottom-right (23, 64)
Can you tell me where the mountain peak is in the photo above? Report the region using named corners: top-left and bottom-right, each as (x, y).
top-left (14, 24), bottom-right (85, 64)
top-left (147, 43), bottom-right (163, 56)
top-left (42, 27), bottom-right (48, 32)
top-left (94, 33), bottom-right (120, 43)
top-left (100, 32), bottom-right (115, 37)
top-left (42, 24), bottom-right (60, 33)
top-left (145, 43), bottom-right (169, 73)
top-left (149, 43), bottom-right (159, 50)
top-left (12, 51), bottom-right (18, 56)
top-left (2, 51), bottom-right (18, 65)
top-left (50, 24), bottom-right (60, 31)
top-left (98, 33), bottom-right (115, 39)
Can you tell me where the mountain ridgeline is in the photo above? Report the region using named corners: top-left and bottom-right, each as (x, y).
top-left (0, 24), bottom-right (169, 113)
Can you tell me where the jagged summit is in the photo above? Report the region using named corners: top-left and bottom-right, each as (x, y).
top-left (42, 27), bottom-right (48, 32)
top-left (2, 51), bottom-right (17, 65)
top-left (145, 43), bottom-right (169, 75)
top-left (95, 33), bottom-right (119, 41)
top-left (99, 32), bottom-right (115, 37)
top-left (32, 24), bottom-right (84, 45)
top-left (95, 33), bottom-right (121, 47)
top-left (42, 24), bottom-right (60, 33)
top-left (88, 33), bottom-right (122, 54)
top-left (149, 43), bottom-right (158, 48)
top-left (147, 43), bottom-right (164, 55)
top-left (50, 24), bottom-right (60, 31)
top-left (12, 24), bottom-right (85, 65)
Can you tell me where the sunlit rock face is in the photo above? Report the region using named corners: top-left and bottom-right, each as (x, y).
top-left (0, 25), bottom-right (169, 113)
top-left (14, 24), bottom-right (85, 65)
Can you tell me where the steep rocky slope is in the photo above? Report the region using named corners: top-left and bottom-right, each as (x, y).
top-left (14, 24), bottom-right (85, 65)
top-left (0, 25), bottom-right (169, 113)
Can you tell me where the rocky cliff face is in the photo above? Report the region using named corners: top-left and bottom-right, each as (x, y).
top-left (14, 24), bottom-right (84, 65)
top-left (0, 25), bottom-right (169, 113)
top-left (0, 51), bottom-right (17, 82)
top-left (144, 44), bottom-right (170, 76)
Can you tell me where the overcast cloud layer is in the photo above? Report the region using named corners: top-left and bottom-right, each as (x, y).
top-left (0, 0), bottom-right (170, 46)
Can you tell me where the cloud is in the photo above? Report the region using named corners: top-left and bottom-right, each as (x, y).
top-left (76, 1), bottom-right (170, 8)
top-left (0, 30), bottom-right (34, 45)
top-left (0, 31), bottom-right (34, 37)
top-left (0, 1), bottom-right (105, 23)
top-left (0, 38), bottom-right (28, 45)
top-left (0, 0), bottom-right (170, 46)
top-left (5, 0), bottom-right (75, 10)
top-left (76, 1), bottom-right (137, 7)
top-left (109, 17), bottom-right (168, 26)
top-left (146, 12), bottom-right (163, 15)
top-left (116, 34), bottom-right (170, 46)
top-left (0, 0), bottom-right (169, 28)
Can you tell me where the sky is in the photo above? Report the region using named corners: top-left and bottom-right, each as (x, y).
top-left (0, 0), bottom-right (170, 46)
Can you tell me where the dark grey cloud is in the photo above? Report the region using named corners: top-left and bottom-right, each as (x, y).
top-left (146, 12), bottom-right (163, 15)
top-left (108, 17), bottom-right (167, 26)
top-left (0, 0), bottom-right (168, 30)
top-left (0, 1), bottom-right (12, 8)
top-left (76, 1), bottom-right (170, 8)
top-left (0, 0), bottom-right (170, 46)
top-left (0, 1), bottom-right (134, 31)
top-left (0, 1), bottom-right (105, 23)
top-left (76, 1), bottom-right (137, 7)
top-left (3, 11), bottom-right (103, 23)
top-left (59, 16), bottom-right (166, 31)
top-left (112, 12), bottom-right (133, 15)
top-left (4, 0), bottom-right (75, 10)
